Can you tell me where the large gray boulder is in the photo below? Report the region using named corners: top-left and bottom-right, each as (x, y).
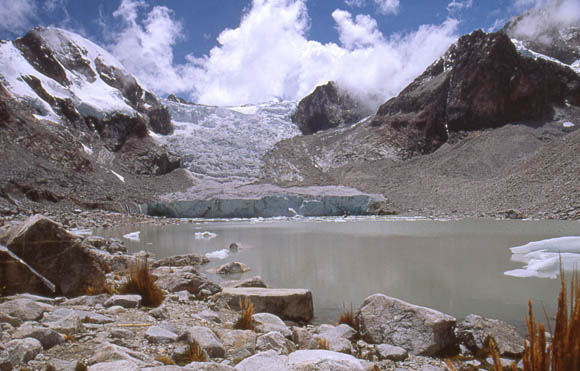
top-left (3, 215), bottom-right (105, 296)
top-left (216, 287), bottom-right (313, 322)
top-left (0, 244), bottom-right (55, 296)
top-left (152, 266), bottom-right (221, 296)
top-left (356, 294), bottom-right (457, 356)
top-left (456, 314), bottom-right (525, 357)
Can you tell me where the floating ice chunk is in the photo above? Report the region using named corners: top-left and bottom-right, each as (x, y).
top-left (505, 237), bottom-right (580, 279)
top-left (195, 231), bottom-right (217, 240)
top-left (123, 231), bottom-right (141, 241)
top-left (205, 249), bottom-right (229, 260)
top-left (563, 121), bottom-right (575, 128)
top-left (111, 170), bottom-right (125, 183)
top-left (68, 228), bottom-right (92, 237)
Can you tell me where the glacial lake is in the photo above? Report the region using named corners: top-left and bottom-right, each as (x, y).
top-left (98, 217), bottom-right (580, 332)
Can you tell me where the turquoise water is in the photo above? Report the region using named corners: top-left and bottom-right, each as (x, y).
top-left (98, 217), bottom-right (580, 331)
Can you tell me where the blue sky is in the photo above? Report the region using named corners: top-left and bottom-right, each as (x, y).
top-left (0, 0), bottom-right (574, 106)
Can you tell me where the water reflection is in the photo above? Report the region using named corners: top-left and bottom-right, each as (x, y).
top-left (97, 217), bottom-right (580, 332)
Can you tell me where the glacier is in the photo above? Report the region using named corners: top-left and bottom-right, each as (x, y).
top-left (504, 236), bottom-right (580, 279)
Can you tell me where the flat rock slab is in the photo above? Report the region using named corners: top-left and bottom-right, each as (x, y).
top-left (105, 295), bottom-right (142, 309)
top-left (457, 314), bottom-right (525, 357)
top-left (217, 288), bottom-right (313, 322)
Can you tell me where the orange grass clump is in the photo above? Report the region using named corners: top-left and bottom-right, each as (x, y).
top-left (233, 298), bottom-right (255, 330)
top-left (315, 337), bottom-right (331, 350)
top-left (118, 257), bottom-right (165, 307)
top-left (338, 303), bottom-right (357, 330)
top-left (522, 270), bottom-right (580, 371)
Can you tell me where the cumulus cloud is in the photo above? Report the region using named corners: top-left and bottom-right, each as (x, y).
top-left (108, 0), bottom-right (458, 109)
top-left (0, 0), bottom-right (37, 33)
top-left (510, 0), bottom-right (580, 42)
top-left (345, 0), bottom-right (400, 15)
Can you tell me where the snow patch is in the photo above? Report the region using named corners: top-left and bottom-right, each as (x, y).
top-left (563, 121), bottom-right (575, 128)
top-left (81, 143), bottom-right (93, 155)
top-left (195, 231), bottom-right (217, 240)
top-left (111, 170), bottom-right (125, 183)
top-left (504, 236), bottom-right (580, 279)
top-left (68, 228), bottom-right (93, 237)
top-left (205, 249), bottom-right (230, 260)
top-left (123, 231), bottom-right (141, 241)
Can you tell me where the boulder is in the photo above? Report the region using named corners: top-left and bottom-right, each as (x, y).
top-left (12, 325), bottom-right (65, 349)
top-left (292, 327), bottom-right (315, 350)
top-left (89, 342), bottom-right (153, 366)
top-left (0, 244), bottom-right (55, 296)
top-left (88, 360), bottom-right (141, 371)
top-left (253, 313), bottom-right (292, 338)
top-left (152, 266), bottom-right (221, 296)
top-left (3, 338), bottom-right (43, 369)
top-left (152, 254), bottom-right (209, 268)
top-left (234, 350), bottom-right (289, 371)
top-left (376, 344), bottom-right (408, 361)
top-left (314, 324), bottom-right (356, 354)
top-left (217, 329), bottom-right (257, 362)
top-left (180, 326), bottom-right (225, 359)
top-left (356, 294), bottom-right (457, 356)
top-left (216, 262), bottom-right (250, 275)
top-left (287, 349), bottom-right (365, 371)
top-left (293, 81), bottom-right (370, 135)
top-left (45, 310), bottom-right (82, 334)
top-left (104, 295), bottom-right (142, 309)
top-left (220, 276), bottom-right (268, 289)
top-left (456, 314), bottom-right (525, 357)
top-left (256, 331), bottom-right (296, 354)
top-left (216, 288), bottom-right (313, 322)
top-left (145, 325), bottom-right (178, 344)
top-left (0, 298), bottom-right (54, 321)
top-left (4, 215), bottom-right (105, 296)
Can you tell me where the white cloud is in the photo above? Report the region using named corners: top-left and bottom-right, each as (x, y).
top-left (510, 0), bottom-right (580, 42)
top-left (344, 0), bottom-right (400, 15)
top-left (0, 0), bottom-right (36, 33)
top-left (447, 0), bottom-right (473, 12)
top-left (108, 0), bottom-right (458, 109)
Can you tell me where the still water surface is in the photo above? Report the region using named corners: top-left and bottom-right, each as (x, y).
top-left (98, 217), bottom-right (580, 332)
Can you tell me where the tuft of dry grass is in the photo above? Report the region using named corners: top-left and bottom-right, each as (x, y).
top-left (338, 303), bottom-right (357, 330)
top-left (64, 333), bottom-right (75, 342)
top-left (174, 340), bottom-right (208, 366)
top-left (522, 270), bottom-right (580, 371)
top-left (85, 281), bottom-right (118, 296)
top-left (74, 362), bottom-right (87, 371)
top-left (155, 355), bottom-right (176, 365)
top-left (233, 297), bottom-right (255, 330)
top-left (444, 359), bottom-right (457, 371)
top-left (118, 257), bottom-right (165, 307)
top-left (315, 337), bottom-right (331, 350)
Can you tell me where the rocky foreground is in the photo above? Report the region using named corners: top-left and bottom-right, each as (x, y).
top-left (0, 214), bottom-right (529, 370)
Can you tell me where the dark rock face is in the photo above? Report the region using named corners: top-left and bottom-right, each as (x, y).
top-left (370, 30), bottom-right (580, 155)
top-left (147, 106), bottom-right (173, 135)
top-left (293, 81), bottom-right (370, 135)
top-left (3, 215), bottom-right (106, 297)
top-left (0, 245), bottom-right (56, 296)
top-left (90, 114), bottom-right (148, 152)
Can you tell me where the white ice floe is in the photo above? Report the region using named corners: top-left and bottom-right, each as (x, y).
top-left (111, 170), bottom-right (125, 183)
top-left (123, 231), bottom-right (141, 241)
top-left (195, 231), bottom-right (217, 240)
top-left (504, 236), bottom-right (580, 279)
top-left (205, 249), bottom-right (230, 260)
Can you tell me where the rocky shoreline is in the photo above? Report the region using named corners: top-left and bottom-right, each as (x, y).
top-left (0, 213), bottom-right (531, 370)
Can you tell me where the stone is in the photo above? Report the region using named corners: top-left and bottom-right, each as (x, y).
top-left (182, 363), bottom-right (235, 371)
top-left (88, 360), bottom-right (140, 371)
top-left (456, 314), bottom-right (525, 357)
top-left (153, 266), bottom-right (221, 296)
top-left (171, 343), bottom-right (210, 365)
top-left (0, 298), bottom-right (54, 321)
top-left (217, 329), bottom-right (257, 362)
top-left (152, 253), bottom-right (209, 268)
top-left (43, 308), bottom-right (114, 324)
top-left (292, 326), bottom-right (315, 350)
top-left (13, 325), bottom-right (65, 349)
top-left (216, 262), bottom-right (250, 275)
top-left (45, 311), bottom-right (82, 334)
top-left (0, 244), bottom-right (55, 296)
top-left (3, 338), bottom-right (43, 369)
top-left (180, 326), bottom-right (225, 359)
top-left (0, 312), bottom-right (21, 327)
top-left (106, 305), bottom-right (127, 315)
top-left (149, 304), bottom-right (169, 320)
top-left (104, 295), bottom-right (142, 309)
top-left (196, 310), bottom-right (222, 323)
top-left (356, 294), bottom-right (457, 356)
top-left (220, 276), bottom-right (268, 289)
top-left (4, 215), bottom-right (105, 296)
top-left (256, 331), bottom-right (296, 355)
top-left (216, 288), bottom-right (313, 322)
top-left (376, 344), bottom-right (408, 361)
top-left (111, 328), bottom-right (134, 339)
top-left (234, 350), bottom-right (289, 371)
top-left (293, 81), bottom-right (370, 135)
top-left (63, 294), bottom-right (109, 306)
top-left (253, 313), bottom-right (292, 338)
top-left (288, 349), bottom-right (365, 371)
top-left (314, 324), bottom-right (355, 354)
top-left (89, 342), bottom-right (153, 366)
top-left (145, 325), bottom-right (178, 344)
